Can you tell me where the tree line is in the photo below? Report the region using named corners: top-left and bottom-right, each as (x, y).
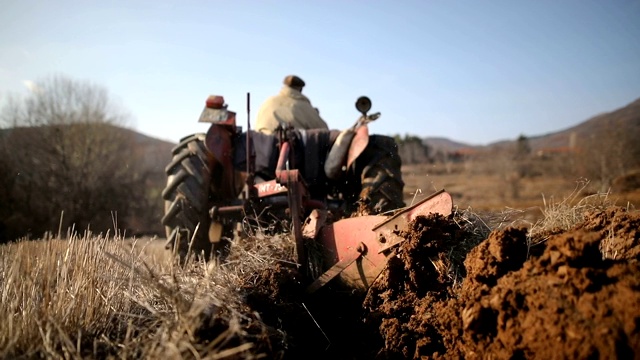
top-left (0, 75), bottom-right (164, 242)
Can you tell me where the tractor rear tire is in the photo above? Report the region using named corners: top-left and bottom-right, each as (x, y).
top-left (161, 133), bottom-right (213, 262)
top-left (358, 135), bottom-right (406, 214)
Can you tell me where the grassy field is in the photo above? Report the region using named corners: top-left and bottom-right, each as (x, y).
top-left (1, 163), bottom-right (638, 358)
top-left (402, 163), bottom-right (640, 214)
top-left (0, 228), bottom-right (301, 359)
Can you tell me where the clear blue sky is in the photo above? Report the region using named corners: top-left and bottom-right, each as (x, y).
top-left (1, 0), bottom-right (639, 145)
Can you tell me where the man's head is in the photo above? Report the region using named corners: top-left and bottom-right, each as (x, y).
top-left (283, 75), bottom-right (305, 92)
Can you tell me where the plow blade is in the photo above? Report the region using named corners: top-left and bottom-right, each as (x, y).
top-left (308, 190), bottom-right (453, 293)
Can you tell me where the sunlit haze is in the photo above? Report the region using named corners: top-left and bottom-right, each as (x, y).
top-left (1, 0), bottom-right (639, 145)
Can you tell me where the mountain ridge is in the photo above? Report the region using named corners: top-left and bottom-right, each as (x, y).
top-left (422, 96), bottom-right (640, 153)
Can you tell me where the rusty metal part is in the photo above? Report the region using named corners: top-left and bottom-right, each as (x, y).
top-left (373, 189), bottom-right (453, 253)
top-left (309, 190), bottom-right (453, 293)
top-left (311, 216), bottom-right (383, 292)
top-left (306, 242), bottom-right (366, 294)
top-left (346, 125), bottom-right (369, 170)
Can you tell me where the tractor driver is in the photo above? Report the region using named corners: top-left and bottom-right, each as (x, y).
top-left (256, 75), bottom-right (329, 135)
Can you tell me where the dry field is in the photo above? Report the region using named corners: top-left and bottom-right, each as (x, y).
top-left (1, 165), bottom-right (639, 359)
top-left (0, 231), bottom-right (295, 359)
top-left (403, 162), bottom-right (640, 215)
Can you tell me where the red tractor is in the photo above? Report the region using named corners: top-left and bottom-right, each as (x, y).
top-left (161, 94), bottom-right (452, 293)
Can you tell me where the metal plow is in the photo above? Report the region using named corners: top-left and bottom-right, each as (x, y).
top-left (306, 190), bottom-right (453, 294)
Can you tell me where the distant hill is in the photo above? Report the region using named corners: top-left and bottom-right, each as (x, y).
top-left (523, 97), bottom-right (640, 152)
top-left (419, 97), bottom-right (640, 154)
top-left (126, 128), bottom-right (175, 174)
top-left (422, 137), bottom-right (480, 154)
top-left (0, 125), bottom-right (175, 168)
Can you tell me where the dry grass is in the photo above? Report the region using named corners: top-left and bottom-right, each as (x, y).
top-left (1, 232), bottom-right (149, 358)
top-left (402, 163), bottom-right (571, 211)
top-left (2, 178), bottom-right (637, 358)
top-left (402, 163), bottom-right (640, 213)
top-left (527, 179), bottom-right (617, 245)
top-left (0, 227), bottom-right (300, 359)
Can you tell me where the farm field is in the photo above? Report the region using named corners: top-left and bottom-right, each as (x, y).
top-left (1, 2), bottom-right (638, 358)
top-left (403, 163), bottom-right (640, 217)
top-left (1, 165), bottom-right (639, 359)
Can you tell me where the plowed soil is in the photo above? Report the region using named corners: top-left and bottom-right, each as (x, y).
top-left (240, 207), bottom-right (640, 359)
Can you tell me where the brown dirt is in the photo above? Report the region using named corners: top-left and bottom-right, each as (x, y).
top-left (364, 207), bottom-right (640, 359)
top-left (238, 207), bottom-right (640, 359)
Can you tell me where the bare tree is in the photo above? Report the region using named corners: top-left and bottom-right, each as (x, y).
top-left (574, 119), bottom-right (640, 192)
top-left (0, 75), bottom-right (144, 241)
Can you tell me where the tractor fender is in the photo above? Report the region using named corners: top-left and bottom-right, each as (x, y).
top-left (324, 128), bottom-right (356, 180)
top-left (346, 125), bottom-right (370, 170)
top-left (324, 125), bottom-right (370, 180)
